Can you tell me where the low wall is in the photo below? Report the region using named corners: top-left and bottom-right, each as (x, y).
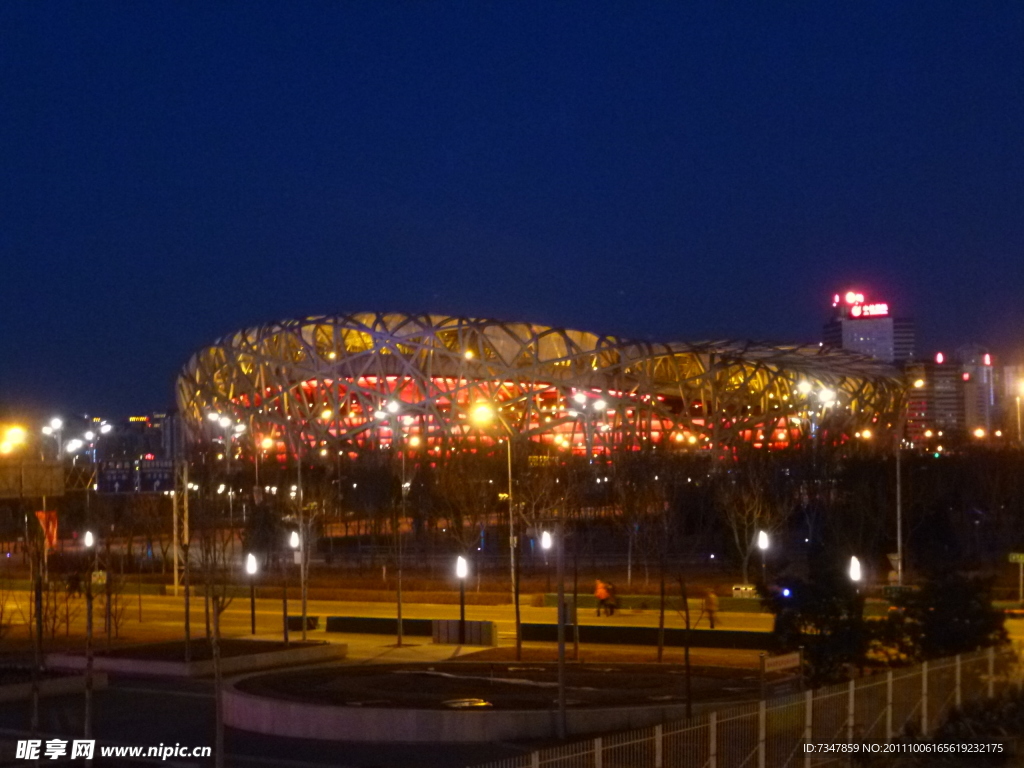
top-left (223, 680), bottom-right (708, 743)
top-left (325, 616), bottom-right (497, 646)
top-left (520, 622), bottom-right (775, 650)
top-left (432, 620), bottom-right (497, 646)
top-left (0, 673), bottom-right (109, 703)
top-left (325, 616), bottom-right (433, 636)
top-left (46, 643), bottom-right (346, 678)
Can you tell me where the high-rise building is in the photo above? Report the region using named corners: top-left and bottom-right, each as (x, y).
top-left (905, 349), bottom-right (998, 446)
top-left (822, 290), bottom-right (914, 364)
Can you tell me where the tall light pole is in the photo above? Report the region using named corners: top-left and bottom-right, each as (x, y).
top-left (84, 529), bottom-right (96, 748)
top-left (757, 529), bottom-right (769, 584)
top-left (41, 417), bottom-right (63, 459)
top-left (246, 553), bottom-right (258, 635)
top-left (541, 529), bottom-right (552, 594)
top-left (1016, 381), bottom-right (1024, 445)
top-left (378, 399), bottom-right (411, 647)
top-left (456, 555), bottom-right (468, 645)
top-left (470, 402), bottom-right (521, 659)
top-left (284, 530), bottom-right (299, 644)
top-left (555, 519), bottom-right (566, 740)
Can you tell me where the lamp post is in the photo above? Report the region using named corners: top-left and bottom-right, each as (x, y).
top-left (757, 529), bottom-right (769, 584)
top-left (456, 555), bottom-right (468, 645)
top-left (378, 399), bottom-right (410, 647)
top-left (246, 553), bottom-right (258, 635)
top-left (257, 436), bottom-right (274, 488)
top-left (470, 402), bottom-right (521, 659)
top-left (555, 519), bottom-right (566, 740)
top-left (541, 530), bottom-right (552, 594)
top-left (1016, 382), bottom-right (1024, 445)
top-left (849, 555), bottom-right (865, 674)
top-left (84, 530), bottom-right (95, 745)
top-left (284, 531), bottom-right (298, 644)
top-left (41, 417), bottom-right (63, 459)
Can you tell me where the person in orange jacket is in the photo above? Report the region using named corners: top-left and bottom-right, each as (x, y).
top-left (594, 579), bottom-right (610, 616)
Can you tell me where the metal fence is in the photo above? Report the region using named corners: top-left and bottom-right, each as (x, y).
top-left (471, 646), bottom-right (1021, 768)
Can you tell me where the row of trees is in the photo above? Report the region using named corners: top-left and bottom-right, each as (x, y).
top-left (4, 440), bottom-right (1024, 597)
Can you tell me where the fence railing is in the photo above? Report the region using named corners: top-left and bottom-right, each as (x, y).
top-left (471, 646), bottom-right (1021, 768)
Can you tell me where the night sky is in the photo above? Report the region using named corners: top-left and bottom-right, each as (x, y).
top-left (2, 2), bottom-right (1022, 419)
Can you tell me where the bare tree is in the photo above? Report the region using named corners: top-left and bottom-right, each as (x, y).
top-left (714, 454), bottom-right (794, 584)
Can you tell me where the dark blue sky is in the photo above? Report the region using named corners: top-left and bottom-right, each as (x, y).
top-left (2, 2), bottom-right (1022, 418)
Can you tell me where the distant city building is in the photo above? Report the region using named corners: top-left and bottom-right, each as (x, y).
top-left (822, 290), bottom-right (915, 364)
top-left (905, 348), bottom-right (998, 445)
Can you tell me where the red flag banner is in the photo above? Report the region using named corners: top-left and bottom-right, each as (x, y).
top-left (34, 511), bottom-right (58, 550)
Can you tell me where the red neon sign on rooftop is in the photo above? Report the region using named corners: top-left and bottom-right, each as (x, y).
top-left (833, 290), bottom-right (889, 318)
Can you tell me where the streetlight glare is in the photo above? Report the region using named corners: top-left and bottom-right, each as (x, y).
top-left (41, 426), bottom-right (53, 436)
top-left (246, 553), bottom-right (258, 575)
top-left (470, 403), bottom-right (494, 425)
top-left (218, 416), bottom-right (232, 429)
top-left (593, 399), bottom-right (607, 411)
top-left (49, 417), bottom-right (63, 430)
top-left (84, 431), bottom-right (95, 441)
top-left (797, 380), bottom-right (812, 395)
top-left (234, 423), bottom-right (246, 433)
top-left (455, 555), bottom-right (468, 579)
top-left (99, 423), bottom-right (112, 434)
top-left (65, 439), bottom-right (84, 453)
top-left (818, 388), bottom-right (836, 403)
top-left (572, 392), bottom-right (587, 405)
top-left (260, 436), bottom-right (275, 450)
top-left (289, 531), bottom-right (300, 549)
top-left (207, 412), bottom-right (220, 422)
top-left (386, 400), bottom-right (401, 414)
top-left (541, 531), bottom-right (553, 550)
top-left (849, 555), bottom-right (862, 582)
top-left (84, 531), bottom-right (94, 548)
top-left (757, 530), bottom-right (769, 550)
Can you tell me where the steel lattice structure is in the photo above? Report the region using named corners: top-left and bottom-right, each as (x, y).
top-left (176, 312), bottom-right (906, 458)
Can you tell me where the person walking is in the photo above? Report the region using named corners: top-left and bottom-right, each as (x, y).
top-left (594, 579), bottom-right (610, 616)
top-left (703, 589), bottom-right (720, 629)
top-left (604, 581), bottom-right (617, 616)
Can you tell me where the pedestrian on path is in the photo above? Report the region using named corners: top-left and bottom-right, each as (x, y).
top-left (703, 590), bottom-right (720, 629)
top-left (594, 579), bottom-right (610, 616)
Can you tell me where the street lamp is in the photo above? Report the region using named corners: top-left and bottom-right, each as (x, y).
top-left (849, 555), bottom-right (862, 583)
top-left (470, 401), bottom-right (521, 658)
top-left (757, 530), bottom-right (769, 583)
top-left (84, 529), bottom-right (96, 740)
top-left (41, 417), bottom-right (63, 459)
top-left (376, 400), bottom-right (412, 647)
top-left (456, 555), bottom-right (468, 645)
top-left (541, 530), bottom-right (553, 593)
top-left (246, 553), bottom-right (258, 635)
top-left (1016, 382), bottom-right (1024, 445)
top-left (283, 531), bottom-right (299, 644)
top-left (0, 425), bottom-right (27, 455)
top-left (849, 555), bottom-right (865, 674)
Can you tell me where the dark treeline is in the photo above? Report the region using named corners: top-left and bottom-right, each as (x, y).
top-left (3, 442), bottom-right (1024, 595)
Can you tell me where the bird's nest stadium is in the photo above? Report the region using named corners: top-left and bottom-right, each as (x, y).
top-left (176, 312), bottom-right (906, 458)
